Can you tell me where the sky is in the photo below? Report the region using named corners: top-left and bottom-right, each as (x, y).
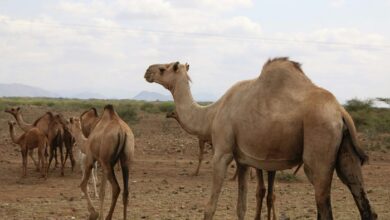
top-left (0, 0), bottom-right (389, 102)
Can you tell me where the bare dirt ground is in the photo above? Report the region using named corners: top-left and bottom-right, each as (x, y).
top-left (0, 106), bottom-right (389, 220)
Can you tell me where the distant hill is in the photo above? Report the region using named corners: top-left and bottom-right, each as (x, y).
top-left (0, 83), bottom-right (58, 97)
top-left (133, 91), bottom-right (172, 101)
top-left (71, 92), bottom-right (106, 99)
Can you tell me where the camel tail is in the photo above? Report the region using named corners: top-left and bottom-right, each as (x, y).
top-left (341, 108), bottom-right (369, 165)
top-left (293, 163), bottom-right (303, 175)
top-left (111, 133), bottom-right (127, 166)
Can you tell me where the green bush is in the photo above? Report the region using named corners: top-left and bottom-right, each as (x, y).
top-left (140, 102), bottom-right (159, 113)
top-left (344, 98), bottom-right (373, 112)
top-left (158, 102), bottom-right (175, 113)
top-left (116, 104), bottom-right (138, 123)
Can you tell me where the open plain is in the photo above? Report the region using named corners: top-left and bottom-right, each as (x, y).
top-left (0, 104), bottom-right (389, 220)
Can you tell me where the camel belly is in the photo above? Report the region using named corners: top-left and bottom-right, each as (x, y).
top-left (233, 116), bottom-right (303, 170)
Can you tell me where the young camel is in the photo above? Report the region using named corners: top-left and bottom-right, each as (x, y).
top-left (80, 105), bottom-right (134, 220)
top-left (68, 117), bottom-right (99, 198)
top-left (145, 59), bottom-right (376, 220)
top-left (8, 121), bottom-right (48, 178)
top-left (5, 107), bottom-right (75, 172)
top-left (166, 111), bottom-right (212, 176)
top-left (167, 111), bottom-right (277, 220)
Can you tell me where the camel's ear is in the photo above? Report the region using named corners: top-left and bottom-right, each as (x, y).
top-left (69, 117), bottom-right (74, 123)
top-left (16, 107), bottom-right (20, 111)
top-left (173, 61), bottom-right (180, 72)
top-left (185, 63), bottom-right (189, 71)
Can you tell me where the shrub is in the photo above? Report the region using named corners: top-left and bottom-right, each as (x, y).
top-left (158, 102), bottom-right (175, 113)
top-left (140, 102), bottom-right (159, 113)
top-left (344, 98), bottom-right (373, 112)
top-left (116, 104), bottom-right (138, 123)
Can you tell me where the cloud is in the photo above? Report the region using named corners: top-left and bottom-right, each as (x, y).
top-left (330, 0), bottom-right (345, 7)
top-left (0, 0), bottom-right (388, 101)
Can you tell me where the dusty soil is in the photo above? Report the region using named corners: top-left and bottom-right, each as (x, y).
top-left (0, 106), bottom-right (389, 220)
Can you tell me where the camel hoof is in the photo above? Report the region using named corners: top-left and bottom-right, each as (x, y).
top-left (88, 212), bottom-right (99, 220)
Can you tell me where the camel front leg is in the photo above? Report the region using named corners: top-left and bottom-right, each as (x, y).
top-left (80, 156), bottom-right (98, 220)
top-left (21, 150), bottom-right (28, 178)
top-left (193, 139), bottom-right (205, 176)
top-left (255, 169), bottom-right (266, 220)
top-left (91, 163), bottom-right (99, 198)
top-left (237, 163), bottom-right (248, 220)
top-left (267, 171), bottom-right (276, 220)
top-left (204, 150), bottom-right (233, 220)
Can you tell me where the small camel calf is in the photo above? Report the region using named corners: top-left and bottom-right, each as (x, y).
top-left (8, 121), bottom-right (48, 178)
top-left (68, 117), bottom-right (99, 198)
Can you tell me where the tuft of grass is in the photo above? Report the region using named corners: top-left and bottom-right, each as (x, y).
top-left (276, 171), bottom-right (299, 182)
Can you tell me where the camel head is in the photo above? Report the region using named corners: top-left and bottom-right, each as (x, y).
top-left (144, 61), bottom-right (190, 90)
top-left (8, 121), bottom-right (16, 128)
top-left (69, 117), bottom-right (82, 136)
top-left (4, 107), bottom-right (21, 117)
top-left (54, 114), bottom-right (68, 127)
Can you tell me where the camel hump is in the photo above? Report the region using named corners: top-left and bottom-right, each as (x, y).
top-left (103, 104), bottom-right (118, 118)
top-left (341, 108), bottom-right (369, 165)
top-left (263, 57), bottom-right (304, 74)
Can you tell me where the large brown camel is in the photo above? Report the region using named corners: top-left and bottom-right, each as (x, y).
top-left (79, 105), bottom-right (134, 220)
top-left (68, 117), bottom-right (99, 198)
top-left (166, 110), bottom-right (277, 220)
top-left (5, 107), bottom-right (76, 172)
top-left (8, 121), bottom-right (48, 178)
top-left (144, 58), bottom-right (376, 220)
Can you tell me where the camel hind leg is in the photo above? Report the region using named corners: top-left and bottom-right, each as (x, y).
top-left (303, 112), bottom-right (344, 220)
top-left (120, 152), bottom-right (130, 220)
top-left (104, 163), bottom-right (121, 220)
top-left (336, 133), bottom-right (377, 220)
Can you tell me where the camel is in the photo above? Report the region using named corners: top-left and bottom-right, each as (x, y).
top-left (144, 58), bottom-right (376, 220)
top-left (8, 121), bottom-right (48, 178)
top-left (68, 117), bottom-right (99, 198)
top-left (4, 107), bottom-right (75, 172)
top-left (79, 105), bottom-right (134, 220)
top-left (166, 111), bottom-right (276, 220)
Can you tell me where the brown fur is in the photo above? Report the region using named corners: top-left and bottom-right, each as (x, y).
top-left (145, 58), bottom-right (376, 220)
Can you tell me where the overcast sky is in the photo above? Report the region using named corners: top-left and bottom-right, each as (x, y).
top-left (0, 0), bottom-right (389, 102)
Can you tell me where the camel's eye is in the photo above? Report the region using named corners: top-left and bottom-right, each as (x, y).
top-left (159, 68), bottom-right (165, 75)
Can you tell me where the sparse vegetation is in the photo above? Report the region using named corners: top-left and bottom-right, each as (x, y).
top-left (344, 98), bottom-right (390, 152)
top-left (276, 171), bottom-right (299, 182)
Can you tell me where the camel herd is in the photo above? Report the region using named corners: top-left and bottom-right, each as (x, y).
top-left (4, 57), bottom-right (377, 220)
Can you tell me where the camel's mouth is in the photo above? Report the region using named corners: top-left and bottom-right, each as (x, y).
top-left (144, 70), bottom-right (154, 83)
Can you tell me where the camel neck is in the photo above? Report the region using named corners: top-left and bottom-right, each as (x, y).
top-left (74, 130), bottom-right (88, 153)
top-left (15, 113), bottom-right (34, 132)
top-left (171, 77), bottom-right (219, 139)
top-left (9, 125), bottom-right (20, 144)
